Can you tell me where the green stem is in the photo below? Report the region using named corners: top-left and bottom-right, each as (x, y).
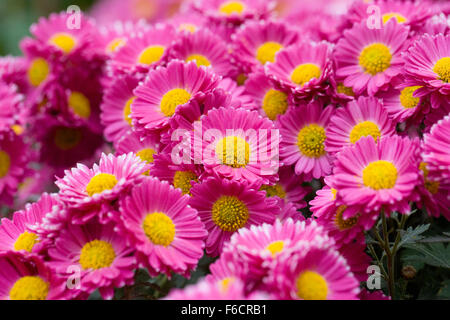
top-left (381, 210), bottom-right (395, 299)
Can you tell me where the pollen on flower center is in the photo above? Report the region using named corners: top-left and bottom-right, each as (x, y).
top-left (297, 124), bottom-right (326, 158)
top-left (28, 58), bottom-right (50, 87)
top-left (382, 12), bottom-right (407, 24)
top-left (68, 91), bottom-right (91, 119)
top-left (349, 121), bottom-right (381, 144)
top-left (337, 83), bottom-right (355, 96)
top-left (291, 63), bottom-right (321, 86)
top-left (138, 45), bottom-right (165, 65)
top-left (260, 184), bottom-right (286, 199)
top-left (262, 89), bottom-right (288, 120)
top-left (0, 150), bottom-right (11, 178)
top-left (179, 23), bottom-right (197, 33)
top-left (160, 88), bottom-right (191, 117)
top-left (363, 160), bottom-right (398, 190)
top-left (79, 239), bottom-right (116, 270)
top-left (136, 148), bottom-right (156, 164)
top-left (219, 1), bottom-right (246, 15)
top-left (123, 97), bottom-right (136, 126)
top-left (256, 42), bottom-right (284, 65)
top-left (14, 231), bottom-right (39, 252)
top-left (107, 38), bottom-right (126, 53)
top-left (212, 195), bottom-right (249, 232)
top-left (186, 54), bottom-right (211, 67)
top-left (215, 136), bottom-right (251, 168)
top-left (142, 212), bottom-right (176, 247)
top-left (173, 170), bottom-right (198, 195)
top-left (359, 43), bottom-right (392, 75)
top-left (220, 277), bottom-right (235, 293)
top-left (85, 173), bottom-right (118, 196)
top-left (265, 240), bottom-right (284, 257)
top-left (433, 57), bottom-right (450, 83)
top-left (334, 205), bottom-right (359, 230)
top-left (49, 33), bottom-right (76, 54)
top-left (9, 276), bottom-right (49, 300)
top-left (420, 162), bottom-right (440, 194)
top-left (400, 86), bottom-right (422, 109)
top-left (53, 127), bottom-right (82, 151)
top-left (296, 270), bottom-right (328, 300)
top-left (331, 188), bottom-right (337, 200)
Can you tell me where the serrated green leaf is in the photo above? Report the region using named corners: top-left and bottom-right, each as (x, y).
top-left (404, 242), bottom-right (450, 269)
top-left (397, 224), bottom-right (430, 249)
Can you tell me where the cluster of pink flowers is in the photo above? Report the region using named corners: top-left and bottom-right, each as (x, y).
top-left (0, 0), bottom-right (448, 300)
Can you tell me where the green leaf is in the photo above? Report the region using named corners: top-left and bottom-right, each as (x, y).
top-left (397, 224), bottom-right (430, 248)
top-left (403, 242), bottom-right (450, 269)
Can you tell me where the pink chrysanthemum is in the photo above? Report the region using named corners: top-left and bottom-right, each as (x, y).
top-left (333, 136), bottom-right (419, 214)
top-left (0, 56), bottom-right (28, 91)
top-left (47, 218), bottom-right (136, 300)
top-left (189, 177), bottom-right (279, 256)
top-left (277, 101), bottom-right (334, 179)
top-left (0, 251), bottom-right (68, 300)
top-left (265, 41), bottom-right (333, 101)
top-left (325, 96), bottom-right (396, 155)
top-left (309, 178), bottom-right (338, 219)
top-left (334, 20), bottom-right (409, 96)
top-left (168, 11), bottom-right (207, 34)
top-left (0, 82), bottom-right (23, 133)
top-left (193, 107), bottom-right (278, 185)
top-left (118, 177), bottom-right (207, 277)
top-left (116, 132), bottom-right (160, 173)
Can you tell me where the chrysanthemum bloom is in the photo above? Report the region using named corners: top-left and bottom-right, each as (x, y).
top-left (0, 193), bottom-right (59, 254)
top-left (423, 115), bottom-right (450, 184)
top-left (56, 153), bottom-right (150, 224)
top-left (110, 24), bottom-right (177, 74)
top-left (333, 136), bottom-right (419, 214)
top-left (231, 20), bottom-right (298, 74)
top-left (309, 177), bottom-right (338, 219)
top-left (131, 60), bottom-right (219, 134)
top-left (265, 243), bottom-right (360, 300)
top-left (334, 20), bottom-right (409, 96)
top-left (116, 132), bottom-right (160, 174)
top-left (189, 177), bottom-right (279, 256)
top-left (0, 251), bottom-right (68, 300)
top-left (193, 107), bottom-right (278, 185)
top-left (168, 29), bottom-right (235, 78)
top-left (47, 218), bottom-right (136, 300)
top-left (265, 41), bottom-right (333, 101)
top-left (118, 177), bottom-right (207, 277)
top-left (244, 71), bottom-right (291, 120)
top-left (0, 56), bottom-right (28, 91)
top-left (277, 101), bottom-right (334, 179)
top-left (327, 71), bottom-right (357, 105)
top-left (101, 73), bottom-right (143, 146)
top-left (207, 250), bottom-right (241, 283)
top-left (169, 11), bottom-right (207, 34)
top-left (0, 82), bottom-right (23, 133)
top-left (403, 34), bottom-right (450, 109)
top-left (325, 96), bottom-right (395, 155)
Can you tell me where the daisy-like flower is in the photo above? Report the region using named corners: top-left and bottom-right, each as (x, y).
top-left (265, 242), bottom-right (360, 300)
top-left (231, 20), bottom-right (299, 74)
top-left (334, 19), bottom-right (409, 96)
top-left (325, 96), bottom-right (396, 155)
top-left (193, 107), bottom-right (278, 185)
top-left (0, 251), bottom-right (68, 300)
top-left (56, 153), bottom-right (150, 223)
top-left (116, 132), bottom-right (160, 174)
top-left (131, 60), bottom-right (219, 134)
top-left (265, 41), bottom-right (333, 101)
top-left (403, 34), bottom-right (450, 109)
top-left (277, 101), bottom-right (334, 179)
top-left (309, 178), bottom-right (338, 219)
top-left (189, 177), bottom-right (279, 256)
top-left (47, 218), bottom-right (136, 300)
top-left (333, 136), bottom-right (419, 214)
top-left (118, 177), bottom-right (207, 277)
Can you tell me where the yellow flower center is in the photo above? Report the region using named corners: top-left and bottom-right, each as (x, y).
top-left (334, 205), bottom-right (359, 230)
top-left (85, 173), bottom-right (118, 197)
top-left (160, 88), bottom-right (191, 117)
top-left (297, 124), bottom-right (326, 158)
top-left (138, 45), bottom-right (165, 65)
top-left (79, 240), bottom-right (116, 270)
top-left (420, 162), bottom-right (440, 195)
top-left (106, 38), bottom-right (126, 53)
top-left (362, 160), bottom-right (398, 190)
top-left (9, 276), bottom-right (49, 300)
top-left (382, 13), bottom-right (407, 24)
top-left (236, 73), bottom-right (247, 86)
top-left (260, 184), bottom-right (286, 199)
top-left (179, 23), bottom-right (197, 33)
top-left (49, 33), bottom-right (76, 54)
top-left (68, 91), bottom-right (91, 119)
top-left (256, 42), bottom-right (284, 65)
top-left (53, 127), bottom-right (82, 150)
top-left (337, 83), bottom-right (355, 96)
top-left (219, 1), bottom-right (245, 15)
top-left (173, 170), bottom-right (198, 195)
top-left (349, 121), bottom-right (381, 144)
top-left (400, 86), bottom-right (422, 109)
top-left (262, 89), bottom-right (288, 120)
top-left (291, 63), bottom-right (321, 86)
top-left (331, 188), bottom-right (337, 200)
top-left (212, 195), bottom-right (249, 232)
top-left (136, 148), bottom-right (156, 164)
top-left (186, 54), bottom-right (211, 67)
top-left (359, 43), bottom-right (392, 75)
top-left (28, 58), bottom-right (50, 87)
top-left (220, 277), bottom-right (235, 293)
top-left (142, 212), bottom-right (176, 247)
top-left (215, 136), bottom-right (251, 168)
top-left (296, 271), bottom-right (328, 300)
top-left (433, 57), bottom-right (450, 83)
top-left (14, 231), bottom-right (38, 252)
top-left (0, 150), bottom-right (11, 178)
top-left (123, 97), bottom-right (135, 126)
top-left (11, 125), bottom-right (24, 135)
top-left (265, 240), bottom-right (284, 257)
